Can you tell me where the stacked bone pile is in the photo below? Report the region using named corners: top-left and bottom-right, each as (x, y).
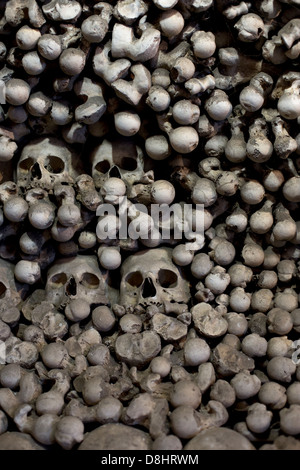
top-left (0, 0), bottom-right (299, 451)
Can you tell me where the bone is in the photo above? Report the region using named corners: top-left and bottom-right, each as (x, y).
top-left (0, 0), bottom-right (298, 452)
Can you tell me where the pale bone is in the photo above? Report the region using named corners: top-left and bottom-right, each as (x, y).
top-left (246, 117), bottom-right (273, 163)
top-left (119, 247), bottom-right (190, 311)
top-left (179, 0), bottom-right (213, 17)
top-left (25, 188), bottom-right (56, 230)
top-left (93, 41), bottom-right (131, 86)
top-left (16, 137), bottom-right (84, 192)
top-left (30, 302), bottom-right (68, 339)
top-left (170, 400), bottom-right (228, 439)
top-left (91, 138), bottom-right (146, 188)
top-left (113, 0), bottom-right (148, 25)
top-left (111, 63), bottom-right (151, 106)
top-left (19, 234), bottom-right (56, 272)
top-left (0, 372), bottom-right (41, 419)
top-left (111, 22), bottom-right (161, 62)
top-left (256, 0), bottom-right (282, 19)
top-left (271, 116), bottom-right (298, 159)
top-left (34, 369), bottom-right (71, 413)
top-left (50, 203), bottom-right (94, 243)
top-left (223, 2), bottom-right (251, 19)
top-left (45, 255), bottom-right (109, 309)
top-left (271, 19), bottom-right (300, 60)
top-left (234, 13), bottom-right (265, 42)
top-left (75, 174), bottom-right (102, 212)
top-left (262, 19), bottom-right (300, 63)
top-left (0, 180), bottom-right (20, 203)
top-left (122, 393), bottom-right (169, 438)
top-left (42, 0), bottom-right (82, 22)
top-left (13, 403), bottom-right (83, 449)
top-left (213, 48), bottom-right (262, 90)
top-left (62, 122), bottom-right (87, 144)
top-left (73, 77), bottom-right (107, 125)
top-left (150, 41), bottom-right (191, 70)
top-left (0, 258), bottom-right (27, 306)
top-left (271, 71), bottom-right (300, 100)
top-left (71, 361), bottom-right (134, 404)
top-left (5, 0), bottom-right (46, 28)
top-left (185, 75), bottom-right (215, 95)
top-left (59, 24), bottom-right (81, 50)
top-left (54, 183), bottom-right (82, 227)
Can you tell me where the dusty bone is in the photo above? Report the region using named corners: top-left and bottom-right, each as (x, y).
top-left (91, 138), bottom-right (146, 188)
top-left (93, 41), bottom-right (131, 86)
top-left (120, 247), bottom-right (190, 311)
top-left (115, 330), bottom-right (162, 367)
top-left (113, 0), bottom-right (148, 25)
top-left (45, 255), bottom-right (109, 309)
top-left (73, 77), bottom-right (107, 125)
top-left (15, 137), bottom-right (84, 192)
top-left (75, 174), bottom-right (102, 212)
top-left (0, 258), bottom-right (27, 306)
top-left (42, 0), bottom-right (82, 22)
top-left (5, 0), bottom-right (46, 28)
top-left (111, 63), bottom-right (151, 106)
top-left (111, 22), bottom-right (161, 62)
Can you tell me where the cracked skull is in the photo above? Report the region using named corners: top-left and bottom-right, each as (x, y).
top-left (16, 136), bottom-right (83, 191)
top-left (45, 255), bottom-right (109, 310)
top-left (120, 248), bottom-right (191, 310)
top-left (91, 138), bottom-right (146, 188)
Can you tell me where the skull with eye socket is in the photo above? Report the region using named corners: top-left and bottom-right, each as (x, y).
top-left (45, 255), bottom-right (109, 310)
top-left (120, 248), bottom-right (191, 312)
top-left (91, 138), bottom-right (147, 189)
top-left (16, 137), bottom-right (84, 192)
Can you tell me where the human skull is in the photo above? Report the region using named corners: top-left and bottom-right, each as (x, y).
top-left (91, 138), bottom-right (146, 188)
top-left (120, 247), bottom-right (191, 311)
top-left (16, 137), bottom-right (84, 191)
top-left (45, 255), bottom-right (109, 310)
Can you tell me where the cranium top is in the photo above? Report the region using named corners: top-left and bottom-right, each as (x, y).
top-left (16, 136), bottom-right (84, 191)
top-left (120, 247), bottom-right (191, 310)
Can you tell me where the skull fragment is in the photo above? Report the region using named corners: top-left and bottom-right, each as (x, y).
top-left (16, 137), bottom-right (84, 191)
top-left (45, 255), bottom-right (109, 310)
top-left (120, 248), bottom-right (191, 311)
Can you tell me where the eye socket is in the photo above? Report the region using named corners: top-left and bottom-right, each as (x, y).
top-left (44, 156), bottom-right (65, 174)
top-left (125, 271), bottom-right (143, 287)
top-left (81, 273), bottom-right (100, 289)
top-left (158, 269), bottom-right (178, 288)
top-left (118, 157), bottom-right (137, 171)
top-left (95, 160), bottom-right (111, 174)
top-left (49, 273), bottom-right (68, 287)
top-left (112, 141), bottom-right (138, 171)
top-left (19, 157), bottom-right (34, 172)
top-left (0, 282), bottom-right (7, 299)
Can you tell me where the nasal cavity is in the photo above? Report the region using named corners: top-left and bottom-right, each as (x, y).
top-left (109, 166), bottom-right (122, 179)
top-left (142, 277), bottom-right (156, 298)
top-left (66, 277), bottom-right (77, 296)
top-left (31, 162), bottom-right (42, 180)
